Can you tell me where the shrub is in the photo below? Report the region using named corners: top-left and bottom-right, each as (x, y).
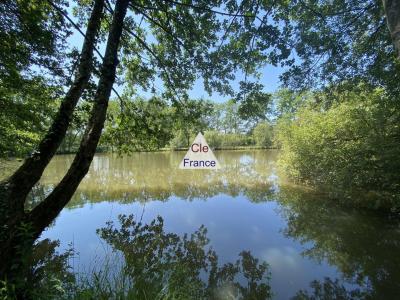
top-left (276, 88), bottom-right (400, 210)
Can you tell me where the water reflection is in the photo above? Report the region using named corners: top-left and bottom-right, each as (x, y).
top-left (5, 239), bottom-right (75, 299)
top-left (25, 215), bottom-right (376, 300)
top-left (292, 277), bottom-right (367, 300)
top-left (22, 216), bottom-right (272, 299)
top-left (31, 150), bottom-right (400, 298)
top-left (34, 151), bottom-right (278, 206)
top-left (95, 214), bottom-right (272, 299)
top-left (276, 186), bottom-right (400, 299)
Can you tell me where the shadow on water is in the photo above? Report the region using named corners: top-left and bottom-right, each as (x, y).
top-left (17, 151), bottom-right (400, 298)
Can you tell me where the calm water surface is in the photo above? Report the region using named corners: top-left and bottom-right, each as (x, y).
top-left (32, 150), bottom-right (400, 299)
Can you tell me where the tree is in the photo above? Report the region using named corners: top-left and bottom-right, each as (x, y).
top-left (172, 98), bottom-right (214, 147)
top-left (276, 87), bottom-right (400, 209)
top-left (0, 0), bottom-right (294, 281)
top-left (0, 0), bottom-right (74, 158)
top-left (383, 0), bottom-right (400, 59)
top-left (102, 97), bottom-right (174, 152)
top-left (222, 99), bottom-right (242, 133)
top-left (252, 121), bottom-right (273, 148)
top-left (280, 0), bottom-right (400, 96)
top-left (207, 102), bottom-right (225, 132)
top-left (0, 0), bottom-right (71, 91)
top-left (0, 78), bottom-right (59, 157)
top-left (58, 102), bottom-right (92, 154)
top-left (273, 89), bottom-right (313, 117)
top-left (238, 92), bottom-right (272, 127)
top-left (271, 0), bottom-right (400, 210)
top-left (3, 0), bottom-right (397, 286)
top-left (0, 0), bottom-right (118, 279)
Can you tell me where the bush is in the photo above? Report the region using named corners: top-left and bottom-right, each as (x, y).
top-left (276, 88), bottom-right (400, 210)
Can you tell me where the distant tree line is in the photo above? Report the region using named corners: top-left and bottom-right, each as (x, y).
top-left (55, 93), bottom-right (276, 154)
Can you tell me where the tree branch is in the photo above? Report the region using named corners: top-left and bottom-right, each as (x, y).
top-left (383, 0), bottom-right (400, 59)
top-left (129, 3), bottom-right (191, 54)
top-left (105, 1), bottom-right (184, 103)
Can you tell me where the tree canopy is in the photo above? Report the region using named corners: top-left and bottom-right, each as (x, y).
top-left (279, 0), bottom-right (400, 96)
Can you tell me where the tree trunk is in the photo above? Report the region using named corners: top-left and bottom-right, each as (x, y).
top-left (0, 0), bottom-right (104, 219)
top-left (28, 0), bottom-right (130, 242)
top-left (383, 0), bottom-right (400, 59)
top-left (0, 0), bottom-right (105, 280)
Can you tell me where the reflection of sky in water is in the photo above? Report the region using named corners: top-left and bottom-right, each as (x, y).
top-left (41, 194), bottom-right (337, 299)
top-left (239, 154), bottom-right (254, 165)
top-left (38, 150), bottom-right (400, 299)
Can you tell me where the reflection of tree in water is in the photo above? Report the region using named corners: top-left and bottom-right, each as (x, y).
top-left (292, 277), bottom-right (367, 300)
top-left (94, 214), bottom-right (272, 299)
top-left (10, 211), bottom-right (393, 299)
top-left (2, 239), bottom-right (75, 299)
top-left (31, 151), bottom-right (278, 207)
top-left (276, 186), bottom-right (400, 299)
top-left (24, 151), bottom-right (400, 298)
top-left (10, 215), bottom-right (272, 299)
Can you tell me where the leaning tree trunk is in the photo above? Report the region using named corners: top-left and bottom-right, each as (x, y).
top-left (28, 0), bottom-right (130, 245)
top-left (383, 0), bottom-right (400, 59)
top-left (0, 0), bottom-right (105, 280)
top-left (0, 0), bottom-right (104, 221)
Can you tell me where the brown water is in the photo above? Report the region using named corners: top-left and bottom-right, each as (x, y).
top-left (26, 150), bottom-right (400, 298)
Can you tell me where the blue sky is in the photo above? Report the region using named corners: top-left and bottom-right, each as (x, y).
top-left (65, 4), bottom-right (285, 104)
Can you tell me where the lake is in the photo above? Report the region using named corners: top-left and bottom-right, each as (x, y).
top-left (29, 150), bottom-right (400, 299)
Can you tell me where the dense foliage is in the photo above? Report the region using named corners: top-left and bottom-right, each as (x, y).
top-left (280, 0), bottom-right (400, 96)
top-left (2, 0), bottom-right (400, 297)
top-left (0, 79), bottom-right (59, 156)
top-left (101, 97), bottom-right (175, 153)
top-left (0, 0), bottom-right (71, 157)
top-left (270, 0), bottom-right (400, 211)
top-left (276, 86), bottom-right (400, 210)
